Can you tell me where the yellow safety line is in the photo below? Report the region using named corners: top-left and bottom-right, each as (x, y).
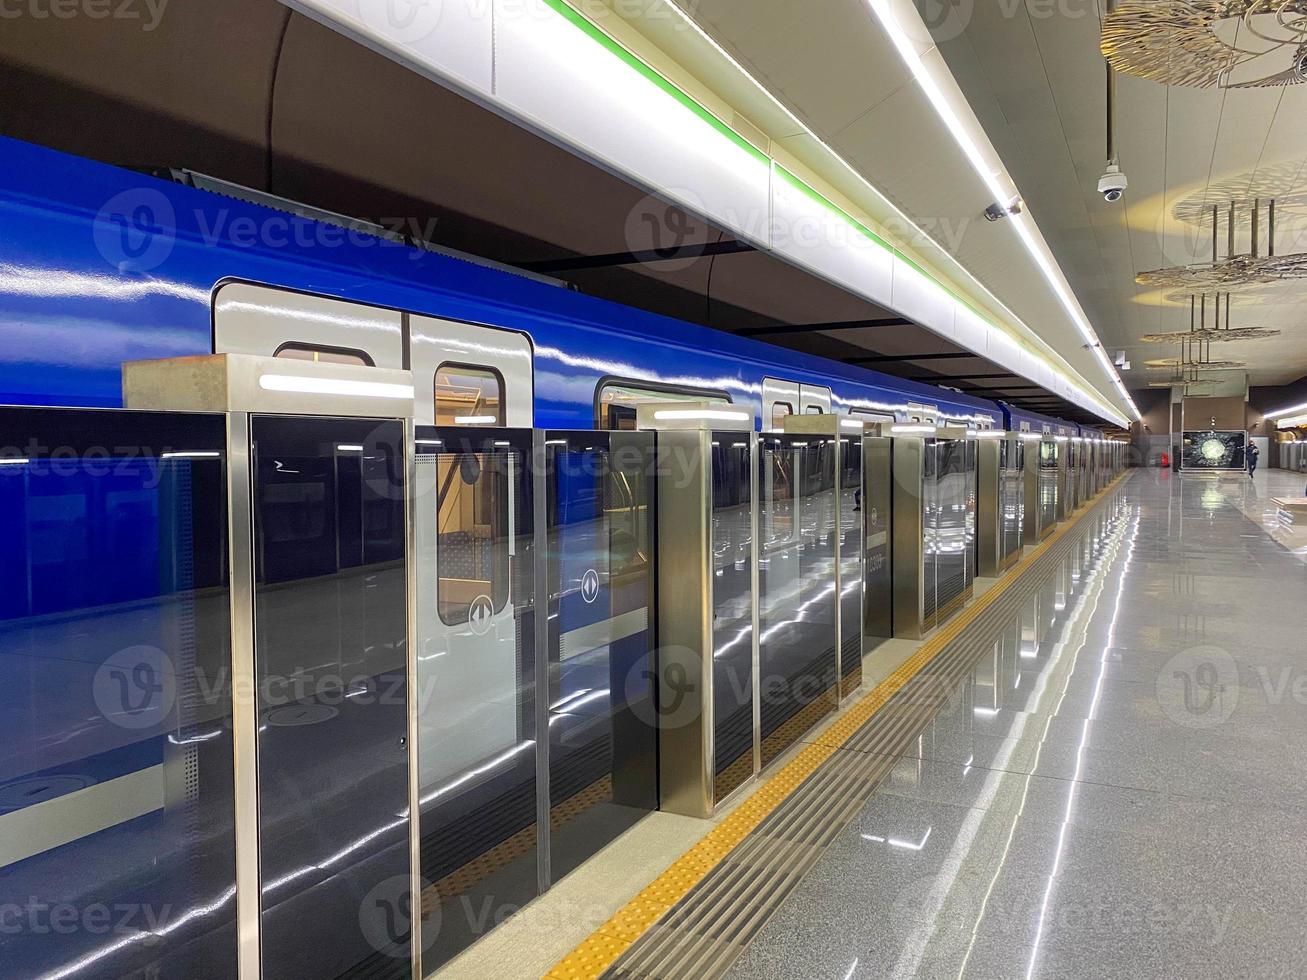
top-left (545, 474), bottom-right (1130, 979)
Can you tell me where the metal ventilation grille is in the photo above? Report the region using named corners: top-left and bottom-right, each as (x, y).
top-left (603, 497), bottom-right (1123, 980)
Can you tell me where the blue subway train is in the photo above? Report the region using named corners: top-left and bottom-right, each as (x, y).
top-left (0, 135), bottom-right (1113, 980)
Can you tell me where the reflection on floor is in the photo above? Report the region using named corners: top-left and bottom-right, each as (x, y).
top-left (726, 469), bottom-right (1307, 979)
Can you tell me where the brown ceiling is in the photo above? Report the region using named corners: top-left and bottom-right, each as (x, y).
top-left (0, 0), bottom-right (1098, 421)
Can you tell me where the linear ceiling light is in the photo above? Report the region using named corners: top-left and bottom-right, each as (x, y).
top-left (864, 0), bottom-right (1140, 422)
top-left (660, 1), bottom-right (1125, 426)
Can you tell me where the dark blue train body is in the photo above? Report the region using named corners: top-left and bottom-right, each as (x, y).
top-left (0, 135), bottom-right (1013, 430)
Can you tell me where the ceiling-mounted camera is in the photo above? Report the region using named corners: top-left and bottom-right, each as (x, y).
top-left (1097, 163), bottom-right (1128, 203)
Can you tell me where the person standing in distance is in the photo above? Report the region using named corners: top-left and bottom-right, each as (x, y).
top-left (1247, 439), bottom-right (1260, 479)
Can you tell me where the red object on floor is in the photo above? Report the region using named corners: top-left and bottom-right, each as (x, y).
top-left (1160, 452), bottom-right (1170, 468)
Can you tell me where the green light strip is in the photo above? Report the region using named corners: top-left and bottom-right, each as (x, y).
top-left (541, 0), bottom-right (769, 165)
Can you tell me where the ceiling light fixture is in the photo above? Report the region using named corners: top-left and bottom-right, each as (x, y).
top-left (864, 0), bottom-right (1140, 422)
top-left (661, 0), bottom-right (1128, 426)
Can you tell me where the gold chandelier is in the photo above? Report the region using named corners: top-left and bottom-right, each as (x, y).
top-left (1102, 1), bottom-right (1307, 89)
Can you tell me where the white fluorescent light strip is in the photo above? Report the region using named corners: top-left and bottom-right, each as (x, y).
top-left (454, 415), bottom-right (499, 425)
top-left (258, 375), bottom-right (414, 399)
top-left (1268, 401), bottom-right (1307, 420)
top-left (969, 429), bottom-right (1004, 439)
top-left (662, 0), bottom-right (1122, 425)
top-left (891, 424), bottom-right (936, 434)
top-left (336, 444), bottom-right (364, 452)
top-left (653, 409), bottom-right (751, 422)
top-left (840, 418), bottom-right (865, 429)
top-left (161, 451), bottom-right (221, 459)
top-left (0, 457), bottom-right (30, 465)
top-left (864, 0), bottom-right (1137, 422)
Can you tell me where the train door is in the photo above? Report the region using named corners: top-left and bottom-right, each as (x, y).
top-left (800, 384), bottom-right (832, 416)
top-left (407, 315), bottom-right (534, 969)
top-left (762, 377), bottom-right (800, 431)
top-left (213, 283), bottom-right (405, 368)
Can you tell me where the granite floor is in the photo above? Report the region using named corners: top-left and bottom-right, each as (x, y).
top-left (727, 468), bottom-right (1307, 980)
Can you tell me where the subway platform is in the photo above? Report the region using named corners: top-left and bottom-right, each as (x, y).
top-left (451, 468), bottom-right (1307, 979)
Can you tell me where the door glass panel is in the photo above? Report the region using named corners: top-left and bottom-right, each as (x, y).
top-left (710, 436), bottom-right (754, 800)
top-left (0, 409), bottom-right (237, 979)
top-left (1000, 441), bottom-right (1025, 562)
top-left (861, 437), bottom-right (893, 645)
top-left (544, 431), bottom-right (658, 881)
top-left (1039, 441), bottom-right (1059, 532)
top-left (250, 416), bottom-right (409, 980)
top-left (758, 435), bottom-right (838, 768)
top-left (413, 427), bottom-right (535, 972)
top-left (838, 436), bottom-right (863, 689)
top-left (435, 365), bottom-right (505, 427)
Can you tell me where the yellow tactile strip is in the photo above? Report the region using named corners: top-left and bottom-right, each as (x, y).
top-left (545, 474), bottom-right (1129, 980)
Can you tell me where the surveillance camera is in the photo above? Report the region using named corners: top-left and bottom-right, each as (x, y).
top-left (1098, 163), bottom-right (1128, 204)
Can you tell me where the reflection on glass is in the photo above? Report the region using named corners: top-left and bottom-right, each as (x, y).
top-left (999, 440), bottom-right (1025, 564)
top-left (251, 416), bottom-right (409, 980)
top-left (1039, 441), bottom-right (1059, 533)
top-left (414, 428), bottom-right (536, 972)
top-left (435, 364), bottom-right (505, 427)
top-left (711, 438), bottom-right (754, 800)
top-left (839, 437), bottom-right (863, 689)
top-left (545, 433), bottom-right (658, 882)
top-left (0, 409), bottom-right (236, 979)
top-left (758, 436), bottom-right (838, 767)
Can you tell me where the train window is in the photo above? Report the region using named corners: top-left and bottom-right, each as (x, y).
top-left (436, 364), bottom-right (505, 426)
top-left (597, 380), bottom-right (730, 430)
top-left (274, 341), bottom-right (374, 366)
top-left (804, 405), bottom-right (824, 414)
top-left (435, 447), bottom-right (512, 626)
top-left (771, 401), bottom-right (794, 429)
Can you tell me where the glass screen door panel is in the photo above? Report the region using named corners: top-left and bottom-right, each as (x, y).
top-left (413, 427), bottom-right (536, 972)
top-left (0, 408), bottom-right (236, 980)
top-left (1039, 442), bottom-right (1058, 534)
top-left (251, 416), bottom-right (410, 980)
top-left (711, 437), bottom-right (754, 801)
top-left (758, 435), bottom-right (838, 768)
top-left (838, 436), bottom-right (863, 691)
top-left (861, 437), bottom-right (893, 645)
top-left (544, 431), bottom-right (658, 881)
top-left (932, 439), bottom-right (969, 623)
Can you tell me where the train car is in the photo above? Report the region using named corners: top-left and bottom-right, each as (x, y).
top-left (0, 136), bottom-right (1003, 433)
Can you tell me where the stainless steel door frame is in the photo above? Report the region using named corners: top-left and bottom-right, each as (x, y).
top-left (124, 354), bottom-right (418, 980)
top-left (637, 402), bottom-right (757, 819)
